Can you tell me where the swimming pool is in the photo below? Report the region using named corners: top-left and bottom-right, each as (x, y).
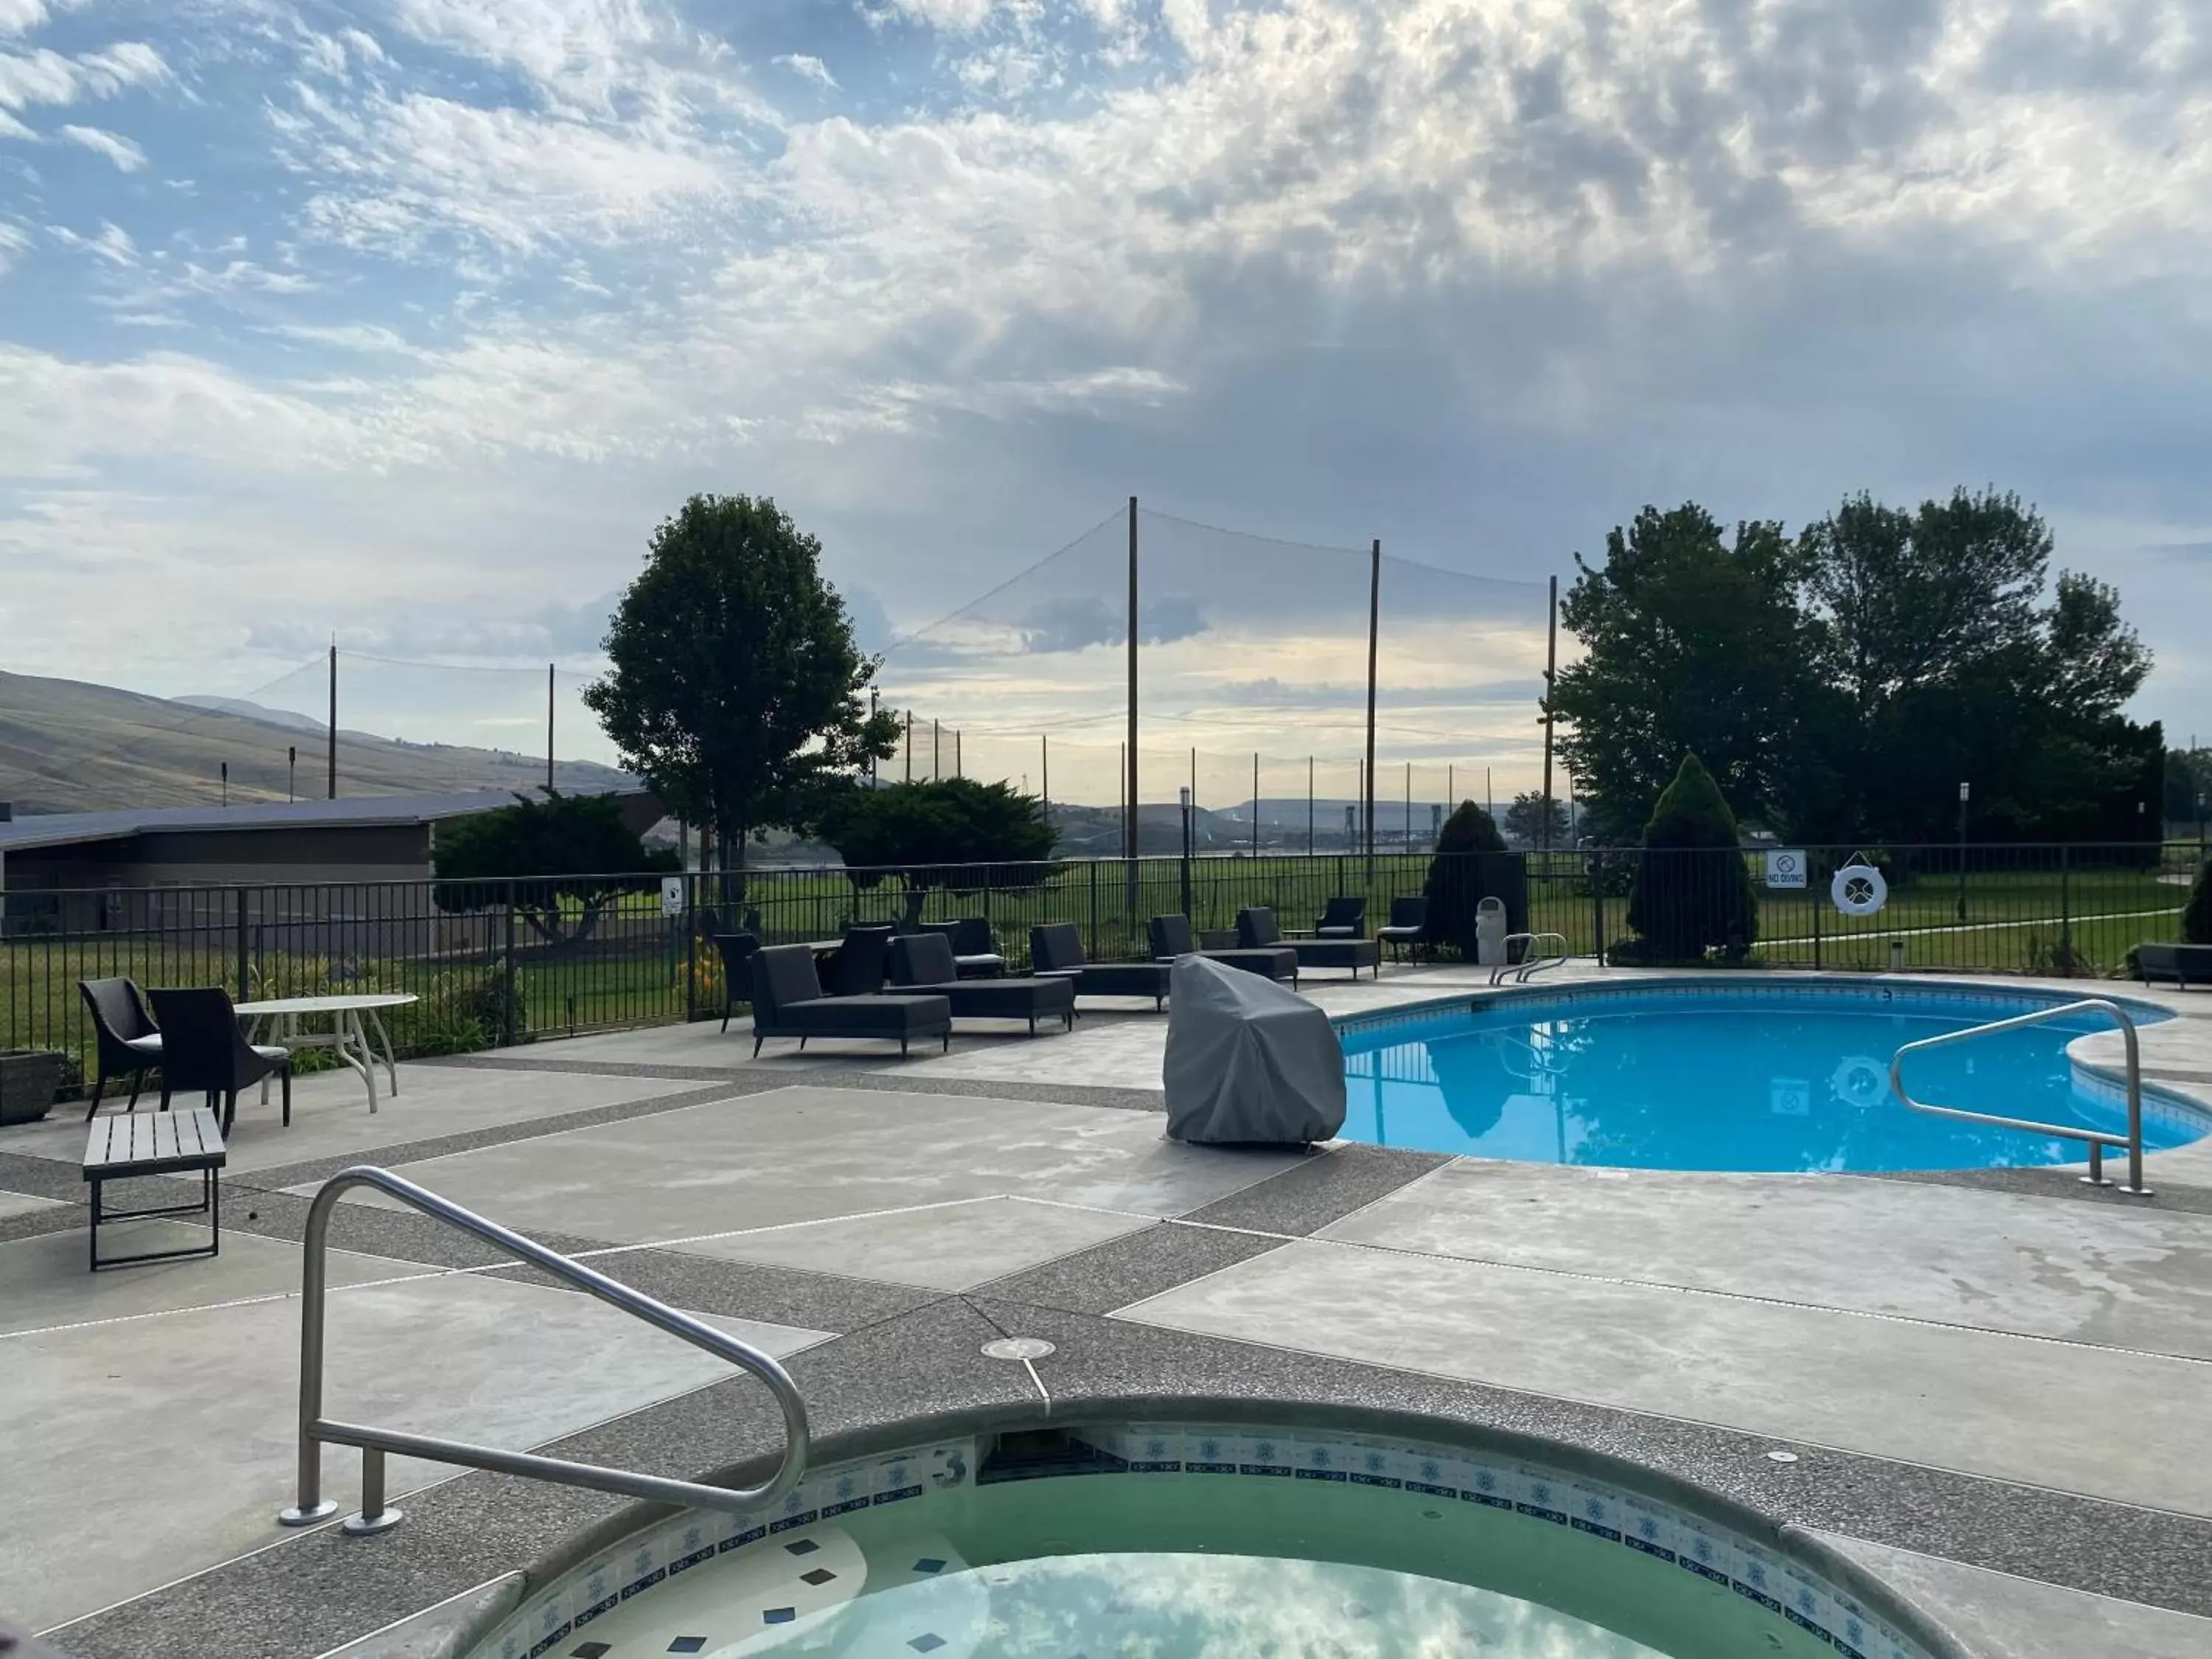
top-left (1336, 981), bottom-right (2204, 1172)
top-left (461, 1416), bottom-right (1964, 1659)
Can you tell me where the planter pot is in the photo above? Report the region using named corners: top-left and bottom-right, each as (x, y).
top-left (0, 1049), bottom-right (67, 1126)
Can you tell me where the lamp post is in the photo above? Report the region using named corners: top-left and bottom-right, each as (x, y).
top-left (1178, 785), bottom-right (1194, 920)
top-left (1955, 781), bottom-right (1970, 922)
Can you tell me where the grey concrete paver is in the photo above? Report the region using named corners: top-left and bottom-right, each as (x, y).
top-left (1322, 1158), bottom-right (2212, 1358)
top-left (1813, 1531), bottom-right (2212, 1659)
top-left (0, 1220), bottom-right (429, 1336)
top-left (1119, 1236), bottom-right (2212, 1518)
top-left (1, 1269), bottom-right (825, 1632)
top-left (307, 1085), bottom-right (1301, 1242)
top-left (667, 1195), bottom-right (1151, 1290)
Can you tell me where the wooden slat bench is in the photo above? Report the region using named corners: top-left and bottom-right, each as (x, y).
top-left (82, 1109), bottom-right (226, 1271)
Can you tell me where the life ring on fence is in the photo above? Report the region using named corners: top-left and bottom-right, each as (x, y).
top-left (1831, 859), bottom-right (1888, 917)
top-left (1831, 1055), bottom-right (1889, 1111)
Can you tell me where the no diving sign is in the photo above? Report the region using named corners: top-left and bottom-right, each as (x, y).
top-left (1764, 849), bottom-right (1808, 889)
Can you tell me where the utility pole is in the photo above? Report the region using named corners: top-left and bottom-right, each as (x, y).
top-left (1403, 762), bottom-right (1411, 852)
top-left (1307, 756), bottom-right (1315, 856)
top-left (288, 745), bottom-right (296, 804)
top-left (220, 761), bottom-right (228, 807)
top-left (1126, 496), bottom-right (1140, 866)
top-left (1956, 780), bottom-right (1971, 922)
top-left (933, 719), bottom-right (940, 780)
top-left (869, 689), bottom-right (880, 785)
top-left (1251, 752), bottom-right (1259, 856)
top-left (1540, 574), bottom-right (1557, 850)
top-left (326, 641), bottom-right (338, 800)
top-left (546, 663), bottom-right (555, 795)
top-left (905, 710), bottom-right (914, 782)
top-left (1364, 538), bottom-right (1380, 872)
top-left (1040, 734), bottom-right (1049, 821)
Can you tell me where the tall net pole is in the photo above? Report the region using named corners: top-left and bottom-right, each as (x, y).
top-left (326, 642), bottom-right (338, 800)
top-left (546, 662), bottom-right (555, 795)
top-left (1364, 538), bottom-right (1380, 873)
top-left (1540, 574), bottom-right (1558, 851)
top-left (1124, 495), bottom-right (1138, 866)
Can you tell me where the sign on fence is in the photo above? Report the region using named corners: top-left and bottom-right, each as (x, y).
top-left (1764, 849), bottom-right (1808, 889)
top-left (660, 876), bottom-right (686, 918)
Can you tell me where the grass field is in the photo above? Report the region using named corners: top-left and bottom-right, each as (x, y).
top-left (4, 846), bottom-right (2200, 1100)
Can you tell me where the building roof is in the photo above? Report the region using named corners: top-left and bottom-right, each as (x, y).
top-left (0, 787), bottom-right (647, 855)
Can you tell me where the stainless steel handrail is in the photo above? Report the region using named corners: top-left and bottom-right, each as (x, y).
top-left (1492, 932), bottom-right (1570, 986)
top-left (1888, 998), bottom-right (2152, 1197)
top-left (274, 1164), bottom-right (810, 1535)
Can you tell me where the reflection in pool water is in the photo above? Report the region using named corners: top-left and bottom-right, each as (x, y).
top-left (1338, 989), bottom-right (2199, 1172)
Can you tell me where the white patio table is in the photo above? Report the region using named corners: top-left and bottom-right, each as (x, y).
top-left (233, 992), bottom-right (417, 1113)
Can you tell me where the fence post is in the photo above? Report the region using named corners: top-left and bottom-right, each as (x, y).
top-left (684, 874), bottom-right (696, 1026)
top-left (1590, 852), bottom-right (1604, 964)
top-left (2059, 844), bottom-right (2072, 968)
top-left (501, 880), bottom-right (519, 1048)
top-left (1811, 874), bottom-right (1822, 970)
top-left (1088, 858), bottom-right (1099, 960)
top-left (234, 888), bottom-right (250, 998)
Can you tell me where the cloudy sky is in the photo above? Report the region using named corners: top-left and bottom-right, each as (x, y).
top-left (2, 0), bottom-right (2208, 795)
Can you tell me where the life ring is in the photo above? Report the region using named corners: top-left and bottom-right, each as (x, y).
top-left (1831, 860), bottom-right (1888, 917)
top-left (1831, 1055), bottom-right (1888, 1111)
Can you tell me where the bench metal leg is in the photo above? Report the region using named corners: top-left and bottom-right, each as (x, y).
top-left (90, 1166), bottom-right (221, 1270)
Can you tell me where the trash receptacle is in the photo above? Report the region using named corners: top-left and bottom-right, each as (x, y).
top-left (1475, 897), bottom-right (1508, 967)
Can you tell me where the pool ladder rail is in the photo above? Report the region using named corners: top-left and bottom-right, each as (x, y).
top-left (1888, 997), bottom-right (2153, 1198)
top-left (275, 1165), bottom-right (810, 1536)
top-left (1491, 933), bottom-right (1570, 986)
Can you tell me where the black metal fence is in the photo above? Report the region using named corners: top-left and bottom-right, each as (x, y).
top-left (2, 841), bottom-right (2202, 1093)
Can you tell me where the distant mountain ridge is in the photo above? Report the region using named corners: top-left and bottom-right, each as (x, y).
top-left (0, 669), bottom-right (628, 815)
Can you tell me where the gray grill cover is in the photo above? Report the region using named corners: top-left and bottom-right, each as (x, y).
top-left (1163, 955), bottom-right (1346, 1144)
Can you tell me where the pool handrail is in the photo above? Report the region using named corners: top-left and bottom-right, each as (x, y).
top-left (275, 1164), bottom-right (810, 1535)
top-left (1888, 998), bottom-right (2152, 1197)
top-left (1492, 932), bottom-right (1569, 985)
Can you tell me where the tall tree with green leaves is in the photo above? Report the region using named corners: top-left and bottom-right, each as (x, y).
top-left (583, 495), bottom-right (900, 892)
top-left (1552, 504), bottom-right (1828, 841)
top-left (1503, 790), bottom-right (1570, 849)
top-left (814, 778), bottom-right (1057, 926)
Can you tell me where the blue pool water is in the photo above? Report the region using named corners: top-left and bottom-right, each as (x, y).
top-left (1336, 986), bottom-right (2203, 1173)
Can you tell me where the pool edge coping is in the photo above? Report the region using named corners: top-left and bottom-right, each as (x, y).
top-left (422, 1394), bottom-right (1984, 1659)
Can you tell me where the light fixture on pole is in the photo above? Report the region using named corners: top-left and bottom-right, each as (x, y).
top-left (1955, 781), bottom-right (1970, 922)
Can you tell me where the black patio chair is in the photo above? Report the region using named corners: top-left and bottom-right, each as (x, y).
top-left (1378, 895), bottom-right (1428, 961)
top-left (1150, 914), bottom-right (1298, 985)
top-left (921, 917), bottom-right (1006, 978)
top-left (146, 987), bottom-right (292, 1135)
top-left (891, 933), bottom-right (1074, 1034)
top-left (1239, 905), bottom-right (1379, 979)
top-left (712, 933), bottom-right (761, 1032)
top-left (824, 924), bottom-right (897, 996)
top-left (1313, 896), bottom-right (1368, 938)
top-left (1029, 924), bottom-right (1171, 1009)
top-left (748, 945), bottom-right (950, 1057)
top-left (79, 977), bottom-right (162, 1121)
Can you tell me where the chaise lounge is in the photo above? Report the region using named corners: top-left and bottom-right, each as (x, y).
top-left (748, 945), bottom-right (952, 1057)
top-left (890, 934), bottom-right (1075, 1034)
top-left (1238, 905), bottom-right (1380, 980)
top-left (1029, 923), bottom-right (1172, 1009)
top-left (2138, 942), bottom-right (2211, 990)
top-left (1150, 914), bottom-right (1298, 986)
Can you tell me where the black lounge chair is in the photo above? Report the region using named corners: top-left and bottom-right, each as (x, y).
top-left (80, 977), bottom-right (162, 1120)
top-left (147, 987), bottom-right (291, 1135)
top-left (712, 933), bottom-right (760, 1032)
top-left (1313, 896), bottom-right (1367, 939)
top-left (919, 917), bottom-right (1006, 978)
top-left (1377, 896), bottom-right (1428, 961)
top-left (748, 944), bottom-right (950, 1057)
top-left (824, 924), bottom-right (897, 997)
top-left (1150, 914), bottom-right (1297, 985)
top-left (891, 934), bottom-right (1074, 1034)
top-left (1029, 923), bottom-right (1171, 1009)
top-left (2138, 942), bottom-right (2211, 990)
top-left (1239, 905), bottom-right (1379, 980)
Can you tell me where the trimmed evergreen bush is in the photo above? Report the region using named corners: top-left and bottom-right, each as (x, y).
top-left (1422, 801), bottom-right (1523, 958)
top-left (2185, 858), bottom-right (2212, 945)
top-left (1626, 754), bottom-right (1759, 961)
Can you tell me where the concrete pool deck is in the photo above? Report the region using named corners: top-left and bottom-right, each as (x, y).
top-left (1, 961), bottom-right (2208, 1657)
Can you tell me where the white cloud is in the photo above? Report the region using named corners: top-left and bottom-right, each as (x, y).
top-left (0, 38), bottom-right (167, 113)
top-left (0, 215), bottom-right (27, 271)
top-left (772, 52), bottom-right (837, 91)
top-left (48, 218), bottom-right (135, 264)
top-left (58, 122), bottom-right (144, 170)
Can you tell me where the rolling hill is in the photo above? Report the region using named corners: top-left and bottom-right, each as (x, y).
top-left (0, 669), bottom-right (629, 815)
